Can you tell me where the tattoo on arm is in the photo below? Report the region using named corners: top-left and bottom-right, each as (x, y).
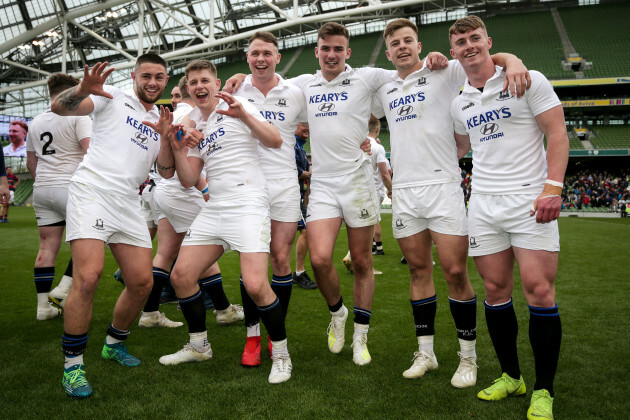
top-left (58, 87), bottom-right (88, 111)
top-left (156, 162), bottom-right (175, 171)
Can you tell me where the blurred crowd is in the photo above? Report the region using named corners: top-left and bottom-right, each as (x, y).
top-left (459, 169), bottom-right (630, 212)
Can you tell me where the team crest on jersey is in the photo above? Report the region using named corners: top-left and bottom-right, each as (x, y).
top-left (93, 219), bottom-right (104, 231)
top-left (469, 237), bottom-right (479, 248)
top-left (462, 101), bottom-right (475, 111)
top-left (276, 98), bottom-right (287, 107)
top-left (417, 77), bottom-right (428, 86)
top-left (309, 83), bottom-right (322, 87)
top-left (341, 79), bottom-right (352, 86)
top-left (387, 87), bottom-right (399, 95)
top-left (248, 99), bottom-right (255, 102)
top-left (359, 209), bottom-right (371, 219)
top-left (496, 90), bottom-right (511, 101)
top-left (125, 103), bottom-right (136, 111)
top-left (216, 115), bottom-right (224, 123)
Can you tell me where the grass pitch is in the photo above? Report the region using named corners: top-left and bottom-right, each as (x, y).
top-left (1, 207), bottom-right (629, 419)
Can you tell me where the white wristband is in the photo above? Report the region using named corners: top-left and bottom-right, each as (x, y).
top-left (545, 179), bottom-right (563, 188)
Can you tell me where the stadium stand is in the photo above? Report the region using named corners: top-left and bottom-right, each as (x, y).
top-left (569, 137), bottom-right (585, 150)
top-left (483, 11), bottom-right (574, 80)
top-left (590, 126), bottom-right (630, 149)
top-left (559, 2), bottom-right (630, 78)
top-left (13, 178), bottom-right (33, 205)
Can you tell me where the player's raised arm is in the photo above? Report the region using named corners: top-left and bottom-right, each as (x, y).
top-left (215, 92), bottom-right (282, 148)
top-left (143, 106), bottom-right (177, 179)
top-left (491, 53), bottom-right (531, 98)
top-left (222, 73), bottom-right (247, 94)
top-left (52, 62), bottom-right (115, 116)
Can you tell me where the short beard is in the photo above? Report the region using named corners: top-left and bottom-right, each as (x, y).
top-left (136, 86), bottom-right (161, 105)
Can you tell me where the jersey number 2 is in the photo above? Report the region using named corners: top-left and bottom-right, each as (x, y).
top-left (41, 132), bottom-right (56, 155)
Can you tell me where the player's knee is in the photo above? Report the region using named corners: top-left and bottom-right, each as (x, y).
top-left (443, 263), bottom-right (468, 284)
top-left (524, 281), bottom-right (555, 306)
top-left (270, 251), bottom-right (290, 273)
top-left (309, 253), bottom-right (332, 271)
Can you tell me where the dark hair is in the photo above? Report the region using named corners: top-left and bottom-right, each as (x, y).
top-left (449, 15), bottom-right (487, 39)
top-left (318, 22), bottom-right (349, 41)
top-left (383, 18), bottom-right (418, 40)
top-left (184, 60), bottom-right (217, 78)
top-left (249, 31), bottom-right (278, 48)
top-left (135, 53), bottom-right (167, 72)
top-left (178, 76), bottom-right (190, 99)
top-left (47, 73), bottom-right (80, 98)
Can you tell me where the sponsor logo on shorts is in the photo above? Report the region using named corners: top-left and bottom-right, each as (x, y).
top-left (395, 218), bottom-right (406, 230)
top-left (469, 236), bottom-right (479, 248)
top-left (359, 209), bottom-right (371, 220)
top-left (185, 229), bottom-right (191, 238)
top-left (93, 218), bottom-right (104, 231)
top-left (462, 101), bottom-right (475, 111)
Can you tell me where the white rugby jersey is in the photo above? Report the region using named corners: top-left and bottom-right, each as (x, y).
top-left (372, 60), bottom-right (465, 188)
top-left (187, 97), bottom-right (269, 200)
top-left (368, 137), bottom-right (388, 197)
top-left (450, 68), bottom-right (561, 194)
top-left (236, 74), bottom-right (307, 179)
top-left (26, 107), bottom-right (92, 187)
top-left (291, 65), bottom-right (392, 178)
top-left (159, 102), bottom-right (195, 192)
top-left (72, 86), bottom-right (161, 198)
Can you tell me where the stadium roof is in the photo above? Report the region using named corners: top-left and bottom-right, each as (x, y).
top-left (0, 0), bottom-right (550, 117)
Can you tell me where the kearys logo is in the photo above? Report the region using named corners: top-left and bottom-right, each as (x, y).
top-left (93, 218), bottom-right (104, 231)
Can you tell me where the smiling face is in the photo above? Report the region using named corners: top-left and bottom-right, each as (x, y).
top-left (186, 69), bottom-right (221, 110)
top-left (8, 123), bottom-right (27, 146)
top-left (247, 39), bottom-right (281, 83)
top-left (449, 27), bottom-right (493, 71)
top-left (315, 35), bottom-right (351, 81)
top-left (385, 26), bottom-right (422, 76)
top-left (132, 62), bottom-right (168, 107)
top-left (170, 86), bottom-right (182, 109)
